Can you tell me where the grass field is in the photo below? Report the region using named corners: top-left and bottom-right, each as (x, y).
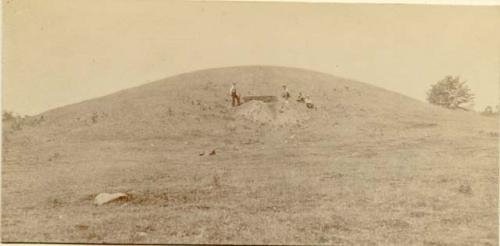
top-left (2, 66), bottom-right (498, 245)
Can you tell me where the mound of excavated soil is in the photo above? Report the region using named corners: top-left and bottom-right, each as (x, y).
top-left (235, 100), bottom-right (310, 126)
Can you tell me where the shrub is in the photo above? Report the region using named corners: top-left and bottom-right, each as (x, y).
top-left (2, 111), bottom-right (16, 122)
top-left (482, 105), bottom-right (499, 117)
top-left (426, 76), bottom-right (474, 110)
top-left (483, 106), bottom-right (493, 115)
top-left (3, 111), bottom-right (25, 131)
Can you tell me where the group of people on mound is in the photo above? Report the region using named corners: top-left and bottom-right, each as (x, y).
top-left (281, 85), bottom-right (314, 109)
top-left (229, 83), bottom-right (314, 109)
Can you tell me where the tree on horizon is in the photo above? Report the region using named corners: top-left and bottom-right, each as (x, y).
top-left (426, 76), bottom-right (474, 110)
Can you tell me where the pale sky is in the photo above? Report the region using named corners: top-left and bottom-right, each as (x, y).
top-left (3, 0), bottom-right (500, 115)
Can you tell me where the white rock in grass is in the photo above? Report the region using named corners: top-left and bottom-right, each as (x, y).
top-left (94, 193), bottom-right (128, 205)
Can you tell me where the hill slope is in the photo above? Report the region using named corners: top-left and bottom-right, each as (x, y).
top-left (10, 66), bottom-right (494, 143)
top-left (2, 66), bottom-right (498, 245)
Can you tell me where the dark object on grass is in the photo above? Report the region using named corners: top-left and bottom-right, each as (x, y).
top-left (242, 96), bottom-right (278, 103)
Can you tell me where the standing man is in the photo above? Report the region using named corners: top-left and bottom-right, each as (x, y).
top-left (281, 85), bottom-right (290, 100)
top-left (229, 82), bottom-right (241, 107)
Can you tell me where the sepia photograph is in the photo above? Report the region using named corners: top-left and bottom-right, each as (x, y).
top-left (2, 0), bottom-right (499, 245)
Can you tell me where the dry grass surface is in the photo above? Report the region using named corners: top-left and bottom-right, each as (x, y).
top-left (2, 66), bottom-right (498, 245)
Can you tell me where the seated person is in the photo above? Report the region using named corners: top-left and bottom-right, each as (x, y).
top-left (297, 92), bottom-right (305, 103)
top-left (305, 96), bottom-right (314, 109)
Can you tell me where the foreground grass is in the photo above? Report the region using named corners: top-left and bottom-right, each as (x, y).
top-left (2, 126), bottom-right (497, 245)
